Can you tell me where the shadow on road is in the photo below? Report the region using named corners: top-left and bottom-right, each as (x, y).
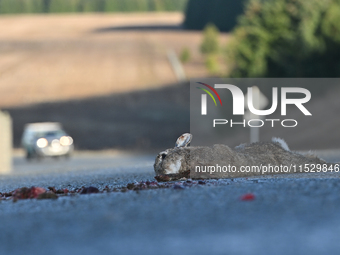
top-left (5, 82), bottom-right (190, 152)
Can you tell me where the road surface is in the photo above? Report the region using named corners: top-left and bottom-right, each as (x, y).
top-left (0, 151), bottom-right (340, 255)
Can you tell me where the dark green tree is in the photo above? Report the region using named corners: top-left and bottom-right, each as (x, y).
top-left (184, 0), bottom-right (246, 32)
top-left (227, 0), bottom-right (340, 77)
top-left (42, 0), bottom-right (51, 12)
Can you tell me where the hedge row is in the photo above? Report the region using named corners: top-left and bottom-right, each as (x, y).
top-left (0, 0), bottom-right (188, 14)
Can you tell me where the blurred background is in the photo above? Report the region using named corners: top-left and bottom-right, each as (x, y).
top-left (0, 0), bottom-right (340, 171)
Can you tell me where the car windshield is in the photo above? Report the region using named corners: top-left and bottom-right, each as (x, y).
top-left (35, 130), bottom-right (66, 138)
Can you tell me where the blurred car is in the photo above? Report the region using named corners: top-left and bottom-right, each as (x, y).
top-left (21, 122), bottom-right (74, 160)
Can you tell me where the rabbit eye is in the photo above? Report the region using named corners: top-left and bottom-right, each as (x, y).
top-left (161, 153), bottom-right (167, 160)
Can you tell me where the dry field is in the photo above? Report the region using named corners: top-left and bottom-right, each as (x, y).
top-left (4, 14), bottom-right (339, 152)
top-left (0, 13), bottom-right (229, 107)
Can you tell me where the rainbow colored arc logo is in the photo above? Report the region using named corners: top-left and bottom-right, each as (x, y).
top-left (196, 82), bottom-right (222, 106)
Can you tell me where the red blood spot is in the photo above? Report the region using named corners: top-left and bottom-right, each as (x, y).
top-left (12, 186), bottom-right (46, 200)
top-left (31, 187), bottom-right (46, 198)
top-left (240, 193), bottom-right (255, 201)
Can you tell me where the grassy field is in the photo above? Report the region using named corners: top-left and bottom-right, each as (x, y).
top-left (0, 13), bottom-right (229, 107)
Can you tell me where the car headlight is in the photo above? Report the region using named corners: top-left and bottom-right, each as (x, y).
top-left (60, 136), bottom-right (73, 146)
top-left (51, 139), bottom-right (61, 148)
top-left (36, 138), bottom-right (48, 148)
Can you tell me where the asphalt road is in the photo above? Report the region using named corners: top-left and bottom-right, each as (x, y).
top-left (1, 151), bottom-right (340, 255)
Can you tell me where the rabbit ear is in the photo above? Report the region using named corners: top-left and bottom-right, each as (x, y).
top-left (175, 133), bottom-right (192, 148)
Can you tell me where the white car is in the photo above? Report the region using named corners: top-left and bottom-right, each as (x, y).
top-left (21, 122), bottom-right (74, 160)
